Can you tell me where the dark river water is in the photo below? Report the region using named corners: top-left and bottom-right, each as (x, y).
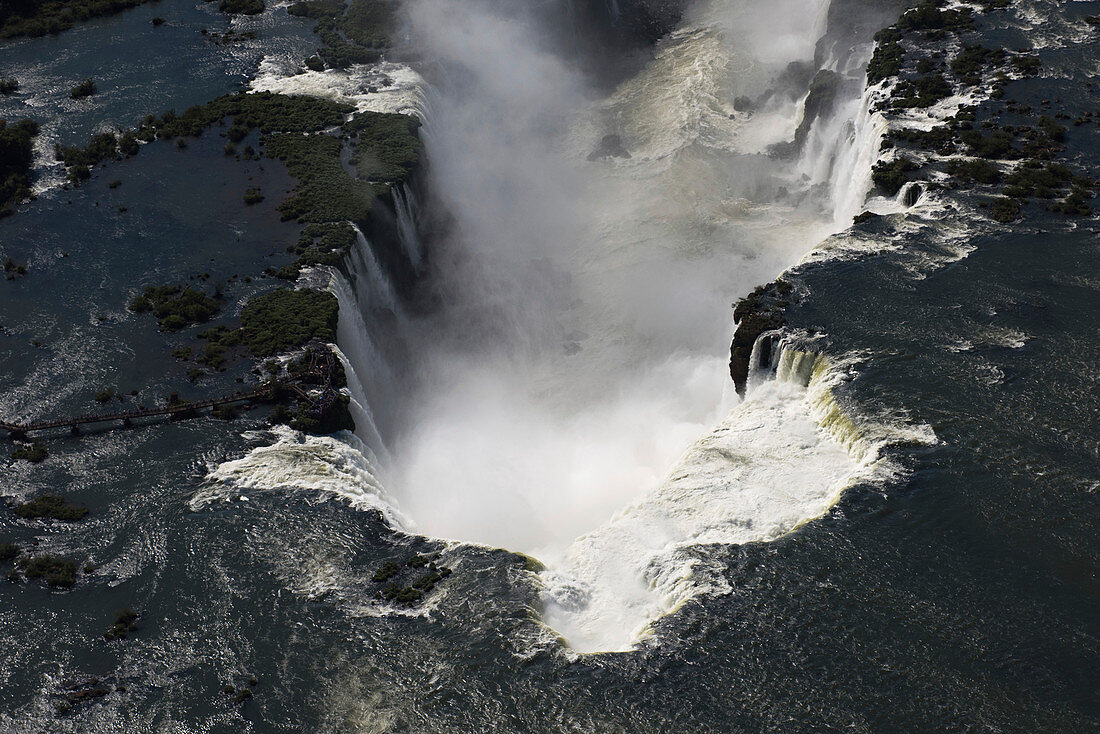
top-left (0, 0), bottom-right (1097, 732)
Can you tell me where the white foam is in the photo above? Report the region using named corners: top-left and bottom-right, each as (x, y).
top-left (209, 0), bottom-right (938, 655)
top-left (196, 426), bottom-right (407, 526)
top-left (538, 347), bottom-right (934, 652)
top-left (250, 59), bottom-right (427, 118)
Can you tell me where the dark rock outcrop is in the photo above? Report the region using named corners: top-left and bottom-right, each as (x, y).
top-left (729, 280), bottom-right (793, 395)
top-left (587, 134), bottom-right (631, 160)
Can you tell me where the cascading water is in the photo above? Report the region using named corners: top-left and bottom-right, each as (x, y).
top-left (215, 0), bottom-right (911, 652)
top-left (391, 184), bottom-right (424, 271)
top-left (376, 0), bottom-right (897, 651)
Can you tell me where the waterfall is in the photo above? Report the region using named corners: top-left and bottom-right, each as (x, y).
top-left (199, 0), bottom-right (924, 652)
top-left (348, 224), bottom-right (403, 317)
top-left (392, 184), bottom-right (424, 271)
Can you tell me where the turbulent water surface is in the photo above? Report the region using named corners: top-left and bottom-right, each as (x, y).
top-left (0, 0), bottom-right (1097, 731)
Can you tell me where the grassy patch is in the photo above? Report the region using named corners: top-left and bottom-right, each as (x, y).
top-left (1003, 160), bottom-right (1073, 198)
top-left (959, 129), bottom-right (1018, 159)
top-left (1049, 186), bottom-right (1093, 216)
top-left (153, 92), bottom-right (351, 139)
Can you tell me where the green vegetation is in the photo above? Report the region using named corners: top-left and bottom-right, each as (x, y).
top-left (344, 112), bottom-right (421, 182)
top-left (140, 92), bottom-right (350, 141)
top-left (0, 0), bottom-right (155, 39)
top-left (240, 288), bottom-right (339, 356)
top-left (243, 187), bottom-right (264, 205)
top-left (886, 124), bottom-right (956, 154)
top-left (896, 1), bottom-right (973, 34)
top-left (379, 563), bottom-right (453, 606)
top-left (56, 93), bottom-right (420, 232)
top-left (211, 403), bottom-right (239, 420)
top-left (945, 158), bottom-right (1001, 184)
top-left (1038, 115), bottom-right (1066, 144)
top-left (0, 118), bottom-right (39, 217)
top-left (278, 221), bottom-right (356, 280)
top-left (0, 78), bottom-right (18, 95)
top-left (55, 131), bottom-right (133, 182)
top-left (69, 78), bottom-right (97, 100)
top-left (1011, 54), bottom-right (1041, 77)
top-left (129, 284), bottom-right (221, 332)
top-left (959, 129), bottom-right (1017, 159)
top-left (951, 45), bottom-right (1005, 86)
top-left (11, 441), bottom-right (47, 463)
top-left (989, 197), bottom-right (1019, 223)
top-left (104, 608), bottom-right (139, 640)
top-left (0, 542), bottom-right (19, 562)
top-left (217, 0), bottom-right (264, 14)
top-left (1003, 161), bottom-right (1073, 199)
top-left (288, 0), bottom-right (392, 69)
top-left (265, 111), bottom-right (419, 224)
top-left (372, 560), bottom-right (401, 582)
top-left (891, 74), bottom-right (952, 109)
top-left (264, 132), bottom-right (380, 223)
top-left (867, 28), bottom-right (904, 84)
top-left (342, 0), bottom-right (391, 48)
top-left (18, 554), bottom-right (78, 587)
top-left (867, 1), bottom-right (978, 86)
top-left (1049, 187), bottom-right (1093, 216)
top-left (4, 256), bottom-right (28, 277)
top-left (12, 494), bottom-right (89, 521)
top-left (871, 157), bottom-right (918, 196)
top-left (372, 553), bottom-right (453, 606)
top-left (288, 393), bottom-right (354, 433)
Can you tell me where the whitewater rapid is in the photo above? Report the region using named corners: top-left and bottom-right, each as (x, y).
top-left (205, 0), bottom-right (932, 653)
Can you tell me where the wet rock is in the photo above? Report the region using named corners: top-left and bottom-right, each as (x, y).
top-left (733, 95), bottom-right (755, 113)
top-left (729, 280), bottom-right (794, 395)
top-left (587, 134), bottom-right (631, 161)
